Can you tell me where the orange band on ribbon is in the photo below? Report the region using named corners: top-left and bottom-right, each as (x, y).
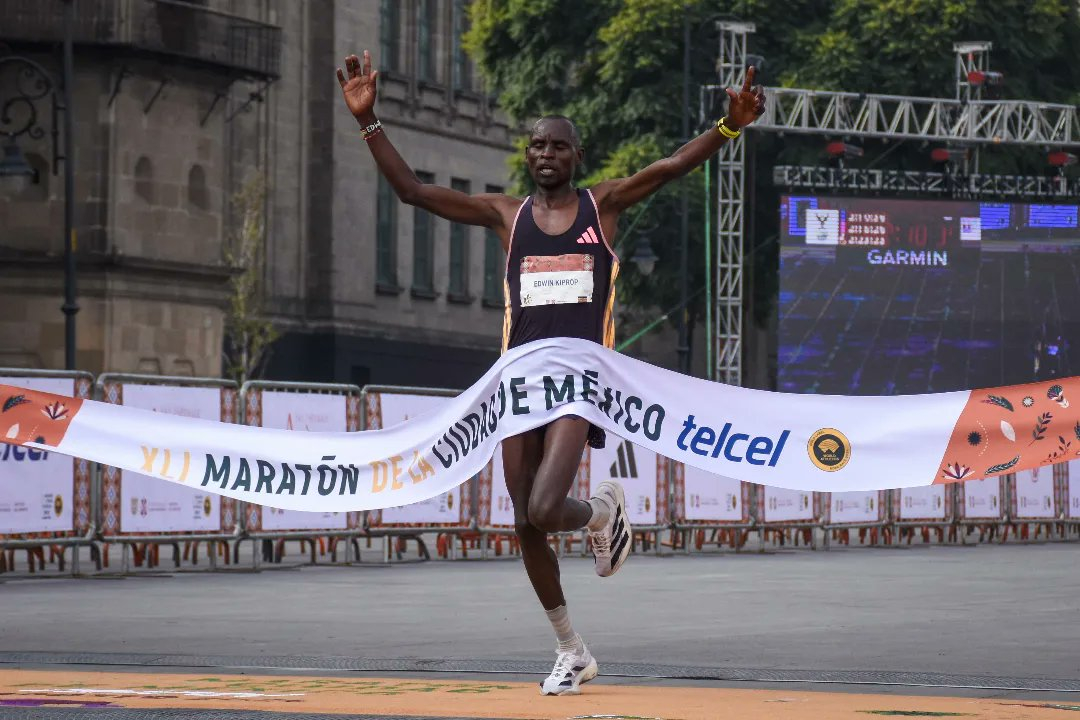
top-left (937, 377), bottom-right (1080, 483)
top-left (0, 385), bottom-right (84, 448)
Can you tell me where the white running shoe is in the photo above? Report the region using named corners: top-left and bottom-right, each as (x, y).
top-left (588, 480), bottom-right (631, 577)
top-left (539, 635), bottom-right (598, 696)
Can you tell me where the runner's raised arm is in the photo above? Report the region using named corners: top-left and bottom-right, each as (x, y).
top-left (337, 50), bottom-right (513, 231)
top-left (594, 66), bottom-right (766, 215)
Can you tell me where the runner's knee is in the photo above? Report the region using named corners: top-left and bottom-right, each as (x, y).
top-left (527, 497), bottom-right (562, 534)
top-left (514, 516), bottom-right (546, 545)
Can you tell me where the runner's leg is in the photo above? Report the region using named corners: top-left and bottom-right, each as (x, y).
top-left (503, 427), bottom-right (565, 610)
top-left (503, 417), bottom-right (593, 608)
top-left (503, 418), bottom-right (599, 696)
top-left (527, 416), bottom-right (593, 534)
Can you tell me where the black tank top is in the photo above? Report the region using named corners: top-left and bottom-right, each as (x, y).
top-left (502, 188), bottom-right (619, 352)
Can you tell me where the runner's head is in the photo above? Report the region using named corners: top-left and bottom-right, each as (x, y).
top-left (525, 115), bottom-right (583, 190)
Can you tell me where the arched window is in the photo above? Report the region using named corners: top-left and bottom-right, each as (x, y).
top-left (135, 156), bottom-right (154, 203)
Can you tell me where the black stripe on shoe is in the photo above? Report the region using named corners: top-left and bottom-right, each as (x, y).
top-left (611, 530), bottom-right (630, 566)
top-left (611, 515), bottom-right (624, 538)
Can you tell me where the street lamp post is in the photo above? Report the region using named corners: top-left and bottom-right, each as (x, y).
top-left (61, 0), bottom-right (77, 371)
top-left (0, 0), bottom-right (77, 369)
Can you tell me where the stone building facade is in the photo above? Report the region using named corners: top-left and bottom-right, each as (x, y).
top-left (262, 0), bottom-right (515, 388)
top-left (1, 0), bottom-right (276, 376)
top-left (1, 0), bottom-right (514, 388)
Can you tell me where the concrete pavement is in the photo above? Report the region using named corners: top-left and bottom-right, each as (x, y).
top-left (2, 543), bottom-right (1078, 681)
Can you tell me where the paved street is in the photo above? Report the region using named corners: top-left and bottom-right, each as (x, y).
top-left (2, 543), bottom-right (1078, 681)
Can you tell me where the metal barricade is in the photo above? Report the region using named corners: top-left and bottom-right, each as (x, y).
top-left (821, 490), bottom-right (891, 549)
top-left (361, 384), bottom-right (475, 563)
top-left (0, 368), bottom-right (95, 574)
top-left (670, 463), bottom-right (754, 553)
top-left (1008, 466), bottom-right (1061, 542)
top-left (756, 485), bottom-right (821, 550)
top-left (236, 380), bottom-right (364, 567)
top-left (96, 373), bottom-right (241, 571)
top-left (892, 485), bottom-right (956, 545)
top-left (475, 444), bottom-right (513, 558)
top-left (955, 477), bottom-right (1007, 544)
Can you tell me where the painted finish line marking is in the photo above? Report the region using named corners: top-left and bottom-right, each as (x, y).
top-left (2, 670), bottom-right (1073, 719)
top-left (19, 688), bottom-right (305, 699)
top-left (11, 677), bottom-right (517, 697)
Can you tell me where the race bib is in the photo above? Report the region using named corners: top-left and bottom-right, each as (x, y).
top-left (520, 254), bottom-right (594, 307)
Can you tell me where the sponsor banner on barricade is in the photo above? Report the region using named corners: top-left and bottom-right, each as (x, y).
top-left (893, 485), bottom-right (951, 522)
top-left (673, 463), bottom-right (750, 524)
top-left (0, 375), bottom-right (92, 537)
top-left (1066, 460), bottom-right (1080, 519)
top-left (364, 390), bottom-right (470, 529)
top-left (99, 381), bottom-right (237, 536)
top-left (758, 486), bottom-right (817, 523)
top-left (243, 389), bottom-right (361, 532)
top-left (823, 490), bottom-right (886, 525)
top-left (1011, 466), bottom-right (1056, 520)
top-left (478, 446), bottom-right (514, 528)
top-left (956, 477), bottom-right (1005, 520)
top-left (586, 434), bottom-right (668, 527)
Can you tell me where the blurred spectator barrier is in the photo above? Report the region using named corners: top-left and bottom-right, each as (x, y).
top-left (236, 380), bottom-right (364, 567)
top-left (0, 368), bottom-right (93, 574)
top-left (757, 486), bottom-right (821, 550)
top-left (956, 476), bottom-right (1007, 544)
top-left (821, 490), bottom-right (891, 549)
top-left (95, 372), bottom-right (239, 572)
top-left (1063, 461), bottom-right (1080, 537)
top-left (671, 463), bottom-right (753, 553)
top-left (361, 385), bottom-right (473, 563)
top-left (892, 485), bottom-right (956, 545)
top-left (1007, 466), bottom-right (1060, 542)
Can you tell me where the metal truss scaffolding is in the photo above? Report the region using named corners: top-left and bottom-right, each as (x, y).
top-left (713, 21), bottom-right (754, 387)
top-left (706, 23), bottom-right (1080, 386)
top-left (772, 166), bottom-right (1080, 199)
top-left (757, 89), bottom-right (1079, 147)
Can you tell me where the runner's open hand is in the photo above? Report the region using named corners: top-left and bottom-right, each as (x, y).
top-left (337, 50), bottom-right (378, 119)
top-left (725, 66), bottom-right (766, 129)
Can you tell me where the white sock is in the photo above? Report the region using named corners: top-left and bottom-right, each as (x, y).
top-left (545, 605), bottom-right (578, 645)
top-left (586, 496), bottom-right (610, 532)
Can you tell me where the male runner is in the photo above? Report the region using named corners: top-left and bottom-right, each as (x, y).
top-left (338, 50), bottom-right (764, 695)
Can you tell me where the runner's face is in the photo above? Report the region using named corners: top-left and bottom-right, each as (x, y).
top-left (525, 120), bottom-right (581, 190)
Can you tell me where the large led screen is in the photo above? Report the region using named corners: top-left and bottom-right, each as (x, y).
top-left (779, 196), bottom-right (1080, 394)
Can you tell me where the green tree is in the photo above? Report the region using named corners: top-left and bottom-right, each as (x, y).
top-left (790, 0), bottom-right (1080, 100)
top-left (465, 0), bottom-right (1080, 366)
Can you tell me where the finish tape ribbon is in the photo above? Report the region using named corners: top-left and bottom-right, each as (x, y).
top-left (0, 337), bottom-right (1075, 511)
